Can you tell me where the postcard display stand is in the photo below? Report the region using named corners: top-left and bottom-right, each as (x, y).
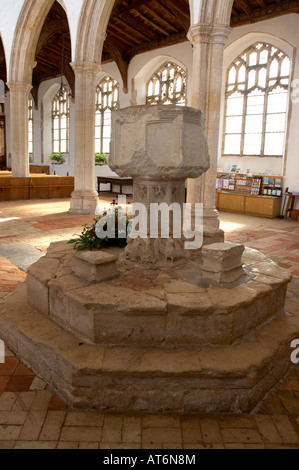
top-left (216, 172), bottom-right (283, 218)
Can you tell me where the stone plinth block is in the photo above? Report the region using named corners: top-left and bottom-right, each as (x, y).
top-left (203, 226), bottom-right (225, 247)
top-left (71, 251), bottom-right (118, 283)
top-left (27, 257), bottom-right (60, 316)
top-left (201, 242), bottom-right (245, 284)
top-left (110, 105), bottom-right (210, 180)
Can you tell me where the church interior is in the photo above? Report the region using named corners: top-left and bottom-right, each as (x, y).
top-left (0, 0), bottom-right (299, 450)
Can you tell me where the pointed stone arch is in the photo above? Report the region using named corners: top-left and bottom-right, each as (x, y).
top-left (8, 0), bottom-right (74, 178)
top-left (9, 0), bottom-right (71, 84)
top-left (75, 0), bottom-right (114, 65)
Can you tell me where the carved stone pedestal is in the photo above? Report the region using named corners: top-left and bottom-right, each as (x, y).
top-left (109, 105), bottom-right (210, 265)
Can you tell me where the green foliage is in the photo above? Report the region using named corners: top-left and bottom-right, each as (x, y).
top-left (50, 152), bottom-right (65, 164)
top-left (68, 207), bottom-right (132, 251)
top-left (95, 153), bottom-right (108, 165)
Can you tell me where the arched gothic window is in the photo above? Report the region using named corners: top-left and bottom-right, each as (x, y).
top-left (95, 76), bottom-right (119, 154)
top-left (223, 42), bottom-right (291, 157)
top-left (146, 62), bottom-right (186, 106)
top-left (28, 96), bottom-right (33, 162)
top-left (52, 86), bottom-right (70, 153)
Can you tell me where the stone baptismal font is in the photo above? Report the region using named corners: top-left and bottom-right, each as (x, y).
top-left (0, 105), bottom-right (298, 413)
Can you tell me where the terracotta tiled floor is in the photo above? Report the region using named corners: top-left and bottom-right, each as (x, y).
top-left (0, 199), bottom-right (298, 449)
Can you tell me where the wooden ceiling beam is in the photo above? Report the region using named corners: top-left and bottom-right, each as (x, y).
top-left (231, 0), bottom-right (299, 26)
top-left (234, 0), bottom-right (253, 16)
top-left (117, 14), bottom-right (160, 40)
top-left (103, 35), bottom-right (128, 50)
top-left (155, 0), bottom-right (189, 32)
top-left (0, 41), bottom-right (6, 69)
top-left (35, 19), bottom-right (66, 56)
top-left (165, 0), bottom-right (190, 20)
top-left (106, 30), bottom-right (135, 47)
top-left (111, 0), bottom-right (124, 13)
top-left (35, 48), bottom-right (66, 70)
top-left (0, 69), bottom-right (6, 83)
top-left (133, 9), bottom-right (169, 36)
top-left (107, 23), bottom-right (139, 45)
top-left (105, 42), bottom-right (129, 93)
top-left (127, 30), bottom-right (187, 56)
top-left (112, 0), bottom-right (151, 17)
top-left (113, 16), bottom-right (154, 41)
top-left (256, 0), bottom-right (267, 7)
top-left (141, 5), bottom-right (178, 33)
top-left (32, 60), bottom-right (74, 98)
top-left (34, 56), bottom-right (60, 70)
top-left (32, 72), bottom-right (61, 87)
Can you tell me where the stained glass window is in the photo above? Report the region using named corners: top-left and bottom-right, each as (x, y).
top-left (95, 76), bottom-right (119, 154)
top-left (28, 96), bottom-right (33, 161)
top-left (223, 42), bottom-right (290, 157)
top-left (52, 86), bottom-right (70, 154)
top-left (146, 62), bottom-right (186, 106)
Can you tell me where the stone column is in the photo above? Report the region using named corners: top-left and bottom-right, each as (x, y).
top-left (69, 62), bottom-right (101, 215)
top-left (187, 24), bottom-right (231, 227)
top-left (187, 25), bottom-right (211, 217)
top-left (7, 82), bottom-right (32, 177)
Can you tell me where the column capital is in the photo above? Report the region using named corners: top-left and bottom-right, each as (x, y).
top-left (187, 24), bottom-right (213, 46)
top-left (211, 24), bottom-right (232, 46)
top-left (187, 23), bottom-right (231, 47)
top-left (70, 61), bottom-right (101, 76)
top-left (6, 82), bottom-right (32, 94)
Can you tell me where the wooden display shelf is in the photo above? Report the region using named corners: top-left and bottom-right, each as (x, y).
top-left (216, 172), bottom-right (283, 218)
top-left (217, 172), bottom-right (283, 197)
top-left (216, 191), bottom-right (281, 218)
